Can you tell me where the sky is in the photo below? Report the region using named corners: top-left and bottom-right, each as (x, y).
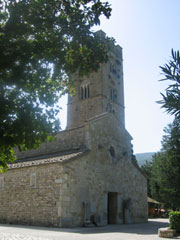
top-left (59, 0), bottom-right (180, 154)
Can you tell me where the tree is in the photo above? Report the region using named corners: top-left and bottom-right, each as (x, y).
top-left (150, 152), bottom-right (167, 203)
top-left (159, 49), bottom-right (180, 118)
top-left (150, 119), bottom-right (180, 209)
top-left (152, 49), bottom-right (180, 208)
top-left (141, 159), bottom-right (153, 197)
top-left (0, 0), bottom-right (112, 171)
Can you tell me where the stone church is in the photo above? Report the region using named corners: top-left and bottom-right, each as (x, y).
top-left (0, 31), bottom-right (148, 227)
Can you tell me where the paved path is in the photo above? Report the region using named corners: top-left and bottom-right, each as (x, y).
top-left (0, 218), bottom-right (172, 240)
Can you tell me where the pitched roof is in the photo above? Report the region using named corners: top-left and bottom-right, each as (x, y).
top-left (8, 151), bottom-right (85, 169)
top-left (147, 197), bottom-right (161, 204)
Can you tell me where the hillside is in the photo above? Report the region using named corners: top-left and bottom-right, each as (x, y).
top-left (135, 152), bottom-right (155, 166)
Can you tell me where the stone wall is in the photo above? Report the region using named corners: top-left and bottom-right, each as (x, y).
top-left (66, 69), bottom-right (104, 129)
top-left (60, 113), bottom-right (148, 226)
top-left (0, 163), bottom-right (64, 226)
top-left (16, 125), bottom-right (89, 160)
top-left (62, 150), bottom-right (148, 226)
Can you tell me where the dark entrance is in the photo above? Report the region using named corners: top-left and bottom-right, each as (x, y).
top-left (108, 192), bottom-right (118, 224)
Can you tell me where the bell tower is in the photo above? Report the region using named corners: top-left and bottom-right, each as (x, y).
top-left (66, 31), bottom-right (125, 129)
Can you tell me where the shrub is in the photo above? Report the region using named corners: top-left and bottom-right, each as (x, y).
top-left (169, 211), bottom-right (180, 232)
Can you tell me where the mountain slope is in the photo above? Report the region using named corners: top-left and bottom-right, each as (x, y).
top-left (135, 152), bottom-right (155, 166)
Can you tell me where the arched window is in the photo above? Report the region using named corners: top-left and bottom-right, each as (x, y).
top-left (80, 84), bottom-right (90, 99)
top-left (110, 63), bottom-right (118, 76)
top-left (113, 89), bottom-right (117, 101)
top-left (110, 88), bottom-right (117, 102)
top-left (109, 146), bottom-right (115, 158)
top-left (84, 86), bottom-right (87, 99)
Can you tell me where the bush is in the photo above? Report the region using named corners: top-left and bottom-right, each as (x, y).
top-left (169, 211), bottom-right (180, 232)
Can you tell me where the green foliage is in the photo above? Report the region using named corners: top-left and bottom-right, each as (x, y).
top-left (158, 49), bottom-right (180, 118)
top-left (141, 160), bottom-right (153, 196)
top-left (152, 49), bottom-right (180, 209)
top-left (141, 160), bottom-right (153, 177)
top-left (150, 119), bottom-right (180, 209)
top-left (141, 160), bottom-right (152, 197)
top-left (169, 212), bottom-right (180, 231)
top-left (0, 147), bottom-right (16, 172)
top-left (0, 0), bottom-right (112, 171)
top-left (150, 152), bottom-right (168, 203)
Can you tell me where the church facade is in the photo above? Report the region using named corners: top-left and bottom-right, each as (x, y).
top-left (0, 31), bottom-right (148, 227)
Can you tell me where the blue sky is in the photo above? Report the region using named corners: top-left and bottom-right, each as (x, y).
top-left (59, 0), bottom-right (180, 154)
